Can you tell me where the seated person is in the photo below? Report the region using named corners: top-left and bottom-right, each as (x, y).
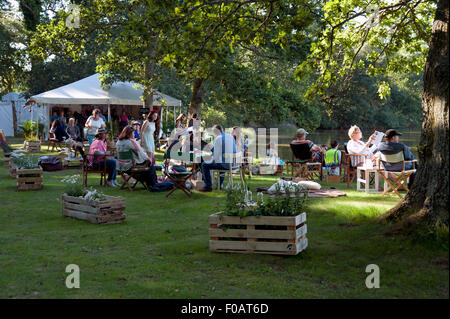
top-left (324, 140), bottom-right (342, 176)
top-left (132, 121), bottom-right (141, 140)
top-left (88, 128), bottom-right (119, 187)
top-left (198, 124), bottom-right (236, 192)
top-left (346, 125), bottom-right (376, 167)
top-left (376, 129), bottom-right (417, 188)
top-left (50, 119), bottom-right (69, 142)
top-left (116, 126), bottom-right (157, 189)
top-left (291, 128), bottom-right (322, 162)
top-left (66, 118), bottom-right (82, 142)
top-left (0, 129), bottom-right (14, 153)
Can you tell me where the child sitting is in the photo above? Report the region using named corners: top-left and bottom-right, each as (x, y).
top-left (324, 140), bottom-right (341, 176)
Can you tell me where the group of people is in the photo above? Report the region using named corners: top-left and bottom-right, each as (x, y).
top-left (294, 125), bottom-right (417, 188)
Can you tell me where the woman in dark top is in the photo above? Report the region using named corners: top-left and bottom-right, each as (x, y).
top-left (51, 120), bottom-right (69, 142)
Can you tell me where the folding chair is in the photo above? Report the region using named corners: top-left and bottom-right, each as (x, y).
top-left (117, 150), bottom-right (151, 191)
top-left (285, 143), bottom-right (322, 181)
top-left (77, 146), bottom-right (107, 187)
top-left (163, 150), bottom-right (193, 197)
top-left (377, 152), bottom-right (417, 198)
top-left (48, 132), bottom-right (64, 152)
top-left (210, 153), bottom-right (245, 190)
top-left (341, 153), bottom-right (367, 188)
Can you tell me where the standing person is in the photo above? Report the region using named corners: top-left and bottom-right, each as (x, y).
top-left (85, 109), bottom-right (106, 145)
top-left (88, 128), bottom-right (119, 187)
top-left (132, 121), bottom-right (141, 140)
top-left (198, 124), bottom-right (237, 192)
top-left (175, 113), bottom-right (186, 130)
top-left (116, 126), bottom-right (157, 189)
top-left (324, 140), bottom-right (342, 176)
top-left (66, 118), bottom-right (82, 142)
top-left (376, 129), bottom-right (417, 188)
top-left (188, 113), bottom-right (199, 127)
top-left (346, 125), bottom-right (376, 167)
top-left (119, 111), bottom-right (129, 132)
top-left (58, 110), bottom-right (67, 130)
top-left (50, 120), bottom-right (69, 142)
top-left (231, 126), bottom-right (244, 158)
top-left (141, 109), bottom-right (158, 163)
top-left (50, 111), bottom-right (59, 123)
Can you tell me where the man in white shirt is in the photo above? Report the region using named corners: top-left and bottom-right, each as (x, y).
top-left (198, 125), bottom-right (237, 192)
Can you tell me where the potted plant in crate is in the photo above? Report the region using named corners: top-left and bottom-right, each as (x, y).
top-left (61, 174), bottom-right (127, 224)
top-left (12, 154), bottom-right (43, 191)
top-left (209, 183), bottom-right (309, 255)
top-left (19, 120), bottom-right (43, 153)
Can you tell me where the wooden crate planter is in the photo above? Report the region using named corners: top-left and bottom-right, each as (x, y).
top-left (9, 161), bottom-right (17, 178)
top-left (24, 140), bottom-right (41, 153)
top-left (16, 167), bottom-right (43, 191)
top-left (61, 194), bottom-right (127, 224)
top-left (209, 212), bottom-right (308, 255)
top-left (3, 152), bottom-right (11, 166)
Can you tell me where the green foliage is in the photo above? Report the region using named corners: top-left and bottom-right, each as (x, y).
top-left (296, 0), bottom-right (435, 99)
top-left (18, 121), bottom-right (44, 141)
top-left (11, 154), bottom-right (39, 169)
top-left (223, 182), bottom-right (308, 217)
top-left (61, 174), bottom-right (85, 197)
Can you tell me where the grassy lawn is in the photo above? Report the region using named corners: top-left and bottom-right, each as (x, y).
top-left (0, 138), bottom-right (448, 299)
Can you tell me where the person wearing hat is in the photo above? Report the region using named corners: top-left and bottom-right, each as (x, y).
top-left (88, 128), bottom-right (119, 187)
top-left (376, 129), bottom-right (416, 172)
top-left (291, 128), bottom-right (322, 161)
top-left (132, 121), bottom-right (141, 140)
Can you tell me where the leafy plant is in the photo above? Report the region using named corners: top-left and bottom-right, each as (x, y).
top-left (61, 175), bottom-right (107, 201)
top-left (223, 182), bottom-right (308, 217)
top-left (11, 154), bottom-right (39, 169)
top-left (18, 120), bottom-right (44, 141)
top-left (61, 175), bottom-right (85, 197)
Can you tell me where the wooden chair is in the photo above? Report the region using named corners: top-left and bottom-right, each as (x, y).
top-left (116, 150), bottom-right (151, 191)
top-left (285, 143), bottom-right (322, 181)
top-left (210, 153), bottom-right (245, 190)
top-left (76, 146), bottom-right (107, 187)
top-left (341, 152), bottom-right (366, 188)
top-left (163, 150), bottom-right (193, 197)
top-left (377, 152), bottom-right (417, 198)
top-left (48, 132), bottom-right (64, 152)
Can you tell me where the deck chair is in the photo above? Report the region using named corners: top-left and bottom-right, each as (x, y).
top-left (285, 143), bottom-right (322, 181)
top-left (117, 149), bottom-right (151, 191)
top-left (48, 132), bottom-right (64, 152)
top-left (377, 152), bottom-right (417, 198)
top-left (210, 153), bottom-right (244, 190)
top-left (341, 153), bottom-right (367, 188)
top-left (163, 149), bottom-right (193, 197)
top-left (76, 146), bottom-right (107, 187)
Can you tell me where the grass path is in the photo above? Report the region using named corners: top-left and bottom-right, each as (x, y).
top-left (0, 138), bottom-right (448, 298)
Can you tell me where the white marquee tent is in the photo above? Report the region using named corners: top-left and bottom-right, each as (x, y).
top-left (26, 74), bottom-right (182, 107)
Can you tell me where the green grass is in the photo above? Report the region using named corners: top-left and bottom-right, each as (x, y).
top-left (0, 138), bottom-right (448, 299)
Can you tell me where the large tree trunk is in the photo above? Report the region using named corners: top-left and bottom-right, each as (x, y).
top-left (188, 78), bottom-right (206, 117)
top-left (379, 0), bottom-right (449, 229)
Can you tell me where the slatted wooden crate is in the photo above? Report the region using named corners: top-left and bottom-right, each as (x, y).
top-left (209, 212), bottom-right (308, 255)
top-left (24, 140), bottom-right (41, 153)
top-left (16, 167), bottom-right (43, 191)
top-left (3, 152), bottom-right (11, 166)
top-left (61, 194), bottom-right (127, 224)
top-left (9, 160), bottom-right (17, 178)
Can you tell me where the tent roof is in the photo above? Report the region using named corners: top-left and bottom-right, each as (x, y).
top-left (26, 74), bottom-right (182, 106)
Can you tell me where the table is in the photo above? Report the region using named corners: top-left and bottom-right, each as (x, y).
top-left (356, 167), bottom-right (381, 193)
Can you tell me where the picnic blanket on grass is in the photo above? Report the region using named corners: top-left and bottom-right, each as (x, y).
top-left (256, 186), bottom-right (347, 198)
